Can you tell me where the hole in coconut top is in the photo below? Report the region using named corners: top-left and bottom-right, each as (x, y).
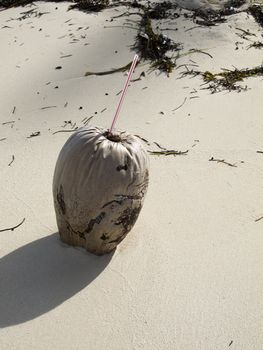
top-left (103, 131), bottom-right (122, 142)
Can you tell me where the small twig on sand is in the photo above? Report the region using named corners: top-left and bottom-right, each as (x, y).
top-left (85, 61), bottom-right (133, 76)
top-left (0, 138), bottom-right (7, 142)
top-left (27, 131), bottom-right (40, 138)
top-left (8, 155), bottom-right (15, 166)
top-left (236, 28), bottom-right (256, 37)
top-left (0, 218), bottom-right (25, 233)
top-left (255, 215), bottom-right (263, 222)
top-left (53, 129), bottom-right (78, 135)
top-left (2, 121), bottom-right (15, 125)
top-left (40, 106), bottom-right (57, 110)
top-left (134, 134), bottom-right (150, 145)
top-left (84, 117), bottom-right (93, 125)
top-left (256, 150), bottom-right (263, 154)
top-left (12, 106), bottom-right (16, 114)
top-left (148, 150), bottom-right (188, 156)
top-left (188, 49), bottom-right (213, 59)
top-left (209, 157), bottom-right (237, 167)
top-left (172, 97), bottom-right (187, 111)
top-left (153, 141), bottom-right (166, 150)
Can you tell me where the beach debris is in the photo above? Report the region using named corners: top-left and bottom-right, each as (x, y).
top-left (209, 157), bottom-right (237, 167)
top-left (148, 149), bottom-right (188, 156)
top-left (12, 106), bottom-right (16, 114)
top-left (248, 4), bottom-right (263, 28)
top-left (83, 116), bottom-right (93, 125)
top-left (0, 138), bottom-right (7, 142)
top-left (131, 71), bottom-right (145, 82)
top-left (134, 134), bottom-right (150, 145)
top-left (148, 1), bottom-right (178, 20)
top-left (62, 120), bottom-right (72, 128)
top-left (153, 141), bottom-right (166, 150)
top-left (8, 155), bottom-right (15, 166)
top-left (27, 131), bottom-right (40, 138)
top-left (172, 97), bottom-right (187, 112)
top-left (247, 41), bottom-right (263, 49)
top-left (60, 54), bottom-right (72, 58)
top-left (182, 65), bottom-right (263, 92)
top-left (135, 11), bottom-right (181, 74)
top-left (256, 150), bottom-right (263, 154)
top-left (69, 0), bottom-right (109, 12)
top-left (2, 121), bottom-right (15, 125)
top-left (236, 27), bottom-right (256, 40)
top-left (0, 218), bottom-right (25, 233)
top-left (229, 340), bottom-right (234, 347)
top-left (40, 105), bottom-right (57, 110)
top-left (0, 0), bottom-right (247, 76)
top-left (255, 215), bottom-right (263, 222)
top-left (53, 128), bottom-right (78, 135)
top-left (192, 0), bottom-right (246, 27)
top-left (236, 27), bottom-right (256, 37)
top-left (85, 61), bottom-right (133, 76)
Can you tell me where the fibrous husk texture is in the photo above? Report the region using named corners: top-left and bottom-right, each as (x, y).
top-left (53, 126), bottom-right (149, 255)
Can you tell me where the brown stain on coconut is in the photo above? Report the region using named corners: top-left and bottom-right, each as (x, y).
top-left (57, 185), bottom-right (66, 215)
top-left (110, 205), bottom-right (142, 244)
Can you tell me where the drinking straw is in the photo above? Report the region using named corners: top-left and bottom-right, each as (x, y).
top-left (109, 54), bottom-right (139, 133)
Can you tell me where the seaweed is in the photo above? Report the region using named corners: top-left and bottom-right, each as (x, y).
top-left (85, 61), bottom-right (132, 76)
top-left (209, 157), bottom-right (237, 167)
top-left (148, 150), bottom-right (188, 156)
top-left (247, 41), bottom-right (263, 49)
top-left (69, 0), bottom-right (109, 12)
top-left (248, 4), bottom-right (263, 28)
top-left (183, 65), bottom-right (263, 93)
top-left (135, 12), bottom-right (181, 73)
top-left (0, 218), bottom-right (25, 232)
top-left (192, 0), bottom-right (246, 27)
top-left (148, 1), bottom-right (178, 20)
top-left (0, 0), bottom-right (65, 8)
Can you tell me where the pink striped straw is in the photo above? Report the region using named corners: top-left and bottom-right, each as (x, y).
top-left (109, 54), bottom-right (139, 133)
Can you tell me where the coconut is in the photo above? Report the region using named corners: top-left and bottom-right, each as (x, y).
top-left (53, 126), bottom-right (149, 255)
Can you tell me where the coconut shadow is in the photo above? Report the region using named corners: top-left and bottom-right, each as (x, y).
top-left (0, 233), bottom-right (113, 328)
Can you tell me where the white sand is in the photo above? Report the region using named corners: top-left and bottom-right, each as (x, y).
top-left (1, 2), bottom-right (263, 349)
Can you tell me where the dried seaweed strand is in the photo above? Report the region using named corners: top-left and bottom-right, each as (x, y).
top-left (0, 218), bottom-right (25, 232)
top-left (209, 157), bottom-right (237, 167)
top-left (85, 61), bottom-right (132, 76)
top-left (8, 155), bottom-right (15, 166)
top-left (172, 97), bottom-right (187, 111)
top-left (148, 150), bottom-right (188, 156)
top-left (53, 129), bottom-right (78, 135)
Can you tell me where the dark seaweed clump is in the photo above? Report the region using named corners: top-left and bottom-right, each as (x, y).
top-left (135, 12), bottom-right (181, 73)
top-left (0, 0), bottom-right (65, 8)
top-left (148, 1), bottom-right (178, 20)
top-left (248, 5), bottom-right (263, 27)
top-left (69, 0), bottom-right (109, 12)
top-left (183, 65), bottom-right (263, 93)
top-left (193, 0), bottom-right (246, 27)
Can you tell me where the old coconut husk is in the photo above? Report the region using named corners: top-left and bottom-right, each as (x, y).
top-left (53, 126), bottom-right (149, 255)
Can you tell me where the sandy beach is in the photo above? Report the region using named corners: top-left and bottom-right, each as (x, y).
top-left (1, 1), bottom-right (263, 349)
